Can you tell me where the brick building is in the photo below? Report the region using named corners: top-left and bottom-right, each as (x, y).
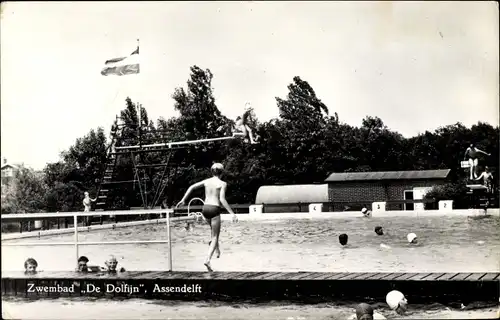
top-left (324, 169), bottom-right (450, 210)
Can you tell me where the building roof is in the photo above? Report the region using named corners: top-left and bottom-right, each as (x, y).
top-left (324, 169), bottom-right (451, 182)
top-left (1, 158), bottom-right (19, 171)
top-left (1, 164), bottom-right (18, 170)
top-left (255, 184), bottom-right (329, 204)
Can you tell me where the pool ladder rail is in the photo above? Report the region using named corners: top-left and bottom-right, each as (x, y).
top-left (187, 198), bottom-right (205, 221)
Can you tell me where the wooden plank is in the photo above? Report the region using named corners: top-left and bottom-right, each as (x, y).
top-left (363, 273), bottom-right (384, 280)
top-left (397, 273), bottom-right (418, 281)
top-left (377, 273), bottom-right (396, 280)
top-left (259, 272), bottom-right (287, 280)
top-left (385, 273), bottom-right (407, 280)
top-left (183, 272), bottom-right (216, 280)
top-left (296, 272), bottom-right (325, 280)
top-left (308, 272), bottom-right (332, 280)
top-left (231, 272), bottom-right (255, 280)
top-left (284, 272), bottom-right (313, 280)
top-left (340, 273), bottom-right (367, 280)
top-left (220, 272), bottom-right (250, 280)
top-left (324, 273), bottom-right (350, 280)
top-left (272, 272), bottom-right (306, 280)
top-left (480, 273), bottom-right (500, 281)
top-left (350, 273), bottom-right (380, 280)
top-left (244, 272), bottom-right (271, 280)
top-left (422, 273), bottom-right (445, 281)
top-left (407, 273), bottom-right (433, 280)
top-left (465, 273), bottom-right (486, 281)
top-left (250, 272), bottom-right (277, 280)
top-left (437, 273), bottom-right (459, 281)
top-left (207, 272), bottom-right (243, 280)
top-left (451, 273), bottom-right (472, 281)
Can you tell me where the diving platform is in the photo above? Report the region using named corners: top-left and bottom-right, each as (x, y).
top-left (114, 136), bottom-right (236, 152)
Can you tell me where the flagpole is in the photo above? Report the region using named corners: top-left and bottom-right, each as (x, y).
top-left (136, 39), bottom-right (142, 147)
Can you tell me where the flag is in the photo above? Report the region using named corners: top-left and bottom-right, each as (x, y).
top-left (101, 46), bottom-right (139, 76)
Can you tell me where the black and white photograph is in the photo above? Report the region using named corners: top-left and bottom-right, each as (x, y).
top-left (1, 1), bottom-right (499, 319)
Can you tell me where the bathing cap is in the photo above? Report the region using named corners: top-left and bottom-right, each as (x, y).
top-left (211, 163), bottom-right (224, 171)
top-left (375, 226), bottom-right (384, 235)
top-left (407, 233), bottom-right (417, 243)
top-left (339, 234), bottom-right (348, 246)
top-left (386, 290), bottom-right (407, 310)
top-left (355, 303), bottom-right (374, 320)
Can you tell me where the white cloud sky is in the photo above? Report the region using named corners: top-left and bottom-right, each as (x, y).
top-left (1, 1), bottom-right (498, 169)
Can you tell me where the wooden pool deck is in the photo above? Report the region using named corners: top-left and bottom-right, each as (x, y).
top-left (2, 271), bottom-right (499, 304)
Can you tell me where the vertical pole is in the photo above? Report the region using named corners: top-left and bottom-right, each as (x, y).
top-left (166, 209), bottom-right (172, 271)
top-left (74, 213), bottom-right (79, 268)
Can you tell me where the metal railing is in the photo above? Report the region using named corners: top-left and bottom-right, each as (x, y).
top-left (1, 208), bottom-right (193, 272)
top-left (186, 198), bottom-right (205, 221)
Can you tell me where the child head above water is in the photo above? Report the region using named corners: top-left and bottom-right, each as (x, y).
top-left (24, 258), bottom-right (38, 274)
top-left (105, 255), bottom-right (119, 272)
top-left (339, 233), bottom-right (348, 246)
top-left (104, 255), bottom-right (125, 273)
top-left (77, 256), bottom-right (89, 272)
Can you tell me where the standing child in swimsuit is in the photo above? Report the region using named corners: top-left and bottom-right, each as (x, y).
top-left (176, 163), bottom-right (238, 272)
top-left (476, 166), bottom-right (494, 193)
top-left (233, 102), bottom-right (258, 144)
top-left (83, 192), bottom-right (97, 212)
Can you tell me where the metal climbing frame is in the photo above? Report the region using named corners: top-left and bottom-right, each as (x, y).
top-left (95, 114), bottom-right (239, 211)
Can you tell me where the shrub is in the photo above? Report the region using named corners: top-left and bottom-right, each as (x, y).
top-left (424, 181), bottom-right (469, 209)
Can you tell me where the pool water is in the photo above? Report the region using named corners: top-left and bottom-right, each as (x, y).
top-left (2, 215), bottom-right (499, 272)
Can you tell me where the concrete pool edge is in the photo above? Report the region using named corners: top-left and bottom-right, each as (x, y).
top-left (2, 271), bottom-right (499, 304)
top-left (1, 209), bottom-right (498, 241)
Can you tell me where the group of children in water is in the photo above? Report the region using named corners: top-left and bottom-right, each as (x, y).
top-left (337, 208), bottom-right (419, 249)
top-left (24, 255), bottom-right (126, 275)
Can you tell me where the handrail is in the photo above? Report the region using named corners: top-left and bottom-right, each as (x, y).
top-left (187, 198), bottom-right (204, 214)
top-left (0, 208), bottom-right (173, 219)
top-left (187, 198), bottom-right (205, 221)
top-left (1, 208), bottom-right (182, 271)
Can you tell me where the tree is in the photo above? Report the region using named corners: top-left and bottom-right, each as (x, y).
top-left (265, 77), bottom-right (332, 184)
top-left (1, 165), bottom-right (48, 214)
top-left (62, 127), bottom-right (108, 195)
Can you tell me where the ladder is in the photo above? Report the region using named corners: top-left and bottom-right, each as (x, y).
top-left (94, 116), bottom-right (125, 212)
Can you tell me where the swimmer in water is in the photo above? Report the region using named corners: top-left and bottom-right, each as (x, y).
top-left (24, 258), bottom-right (38, 274)
top-left (407, 233), bottom-right (418, 245)
top-left (361, 208), bottom-right (372, 217)
top-left (100, 255), bottom-right (126, 273)
top-left (233, 102), bottom-right (258, 144)
top-left (464, 143), bottom-right (490, 180)
top-left (176, 163), bottom-right (238, 272)
top-left (475, 166), bottom-right (494, 193)
top-left (348, 303), bottom-right (387, 320)
top-left (83, 192), bottom-right (97, 212)
top-left (339, 233), bottom-right (348, 246)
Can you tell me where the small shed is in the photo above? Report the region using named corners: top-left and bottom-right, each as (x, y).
top-left (255, 184), bottom-right (329, 212)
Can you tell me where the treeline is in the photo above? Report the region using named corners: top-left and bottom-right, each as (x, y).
top-left (2, 65), bottom-right (498, 213)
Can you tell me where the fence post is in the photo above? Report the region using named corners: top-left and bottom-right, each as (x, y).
top-left (74, 213), bottom-right (79, 267)
top-left (166, 209), bottom-right (172, 272)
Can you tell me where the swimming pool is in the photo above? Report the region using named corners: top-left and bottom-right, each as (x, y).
top-left (2, 215), bottom-right (499, 273)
